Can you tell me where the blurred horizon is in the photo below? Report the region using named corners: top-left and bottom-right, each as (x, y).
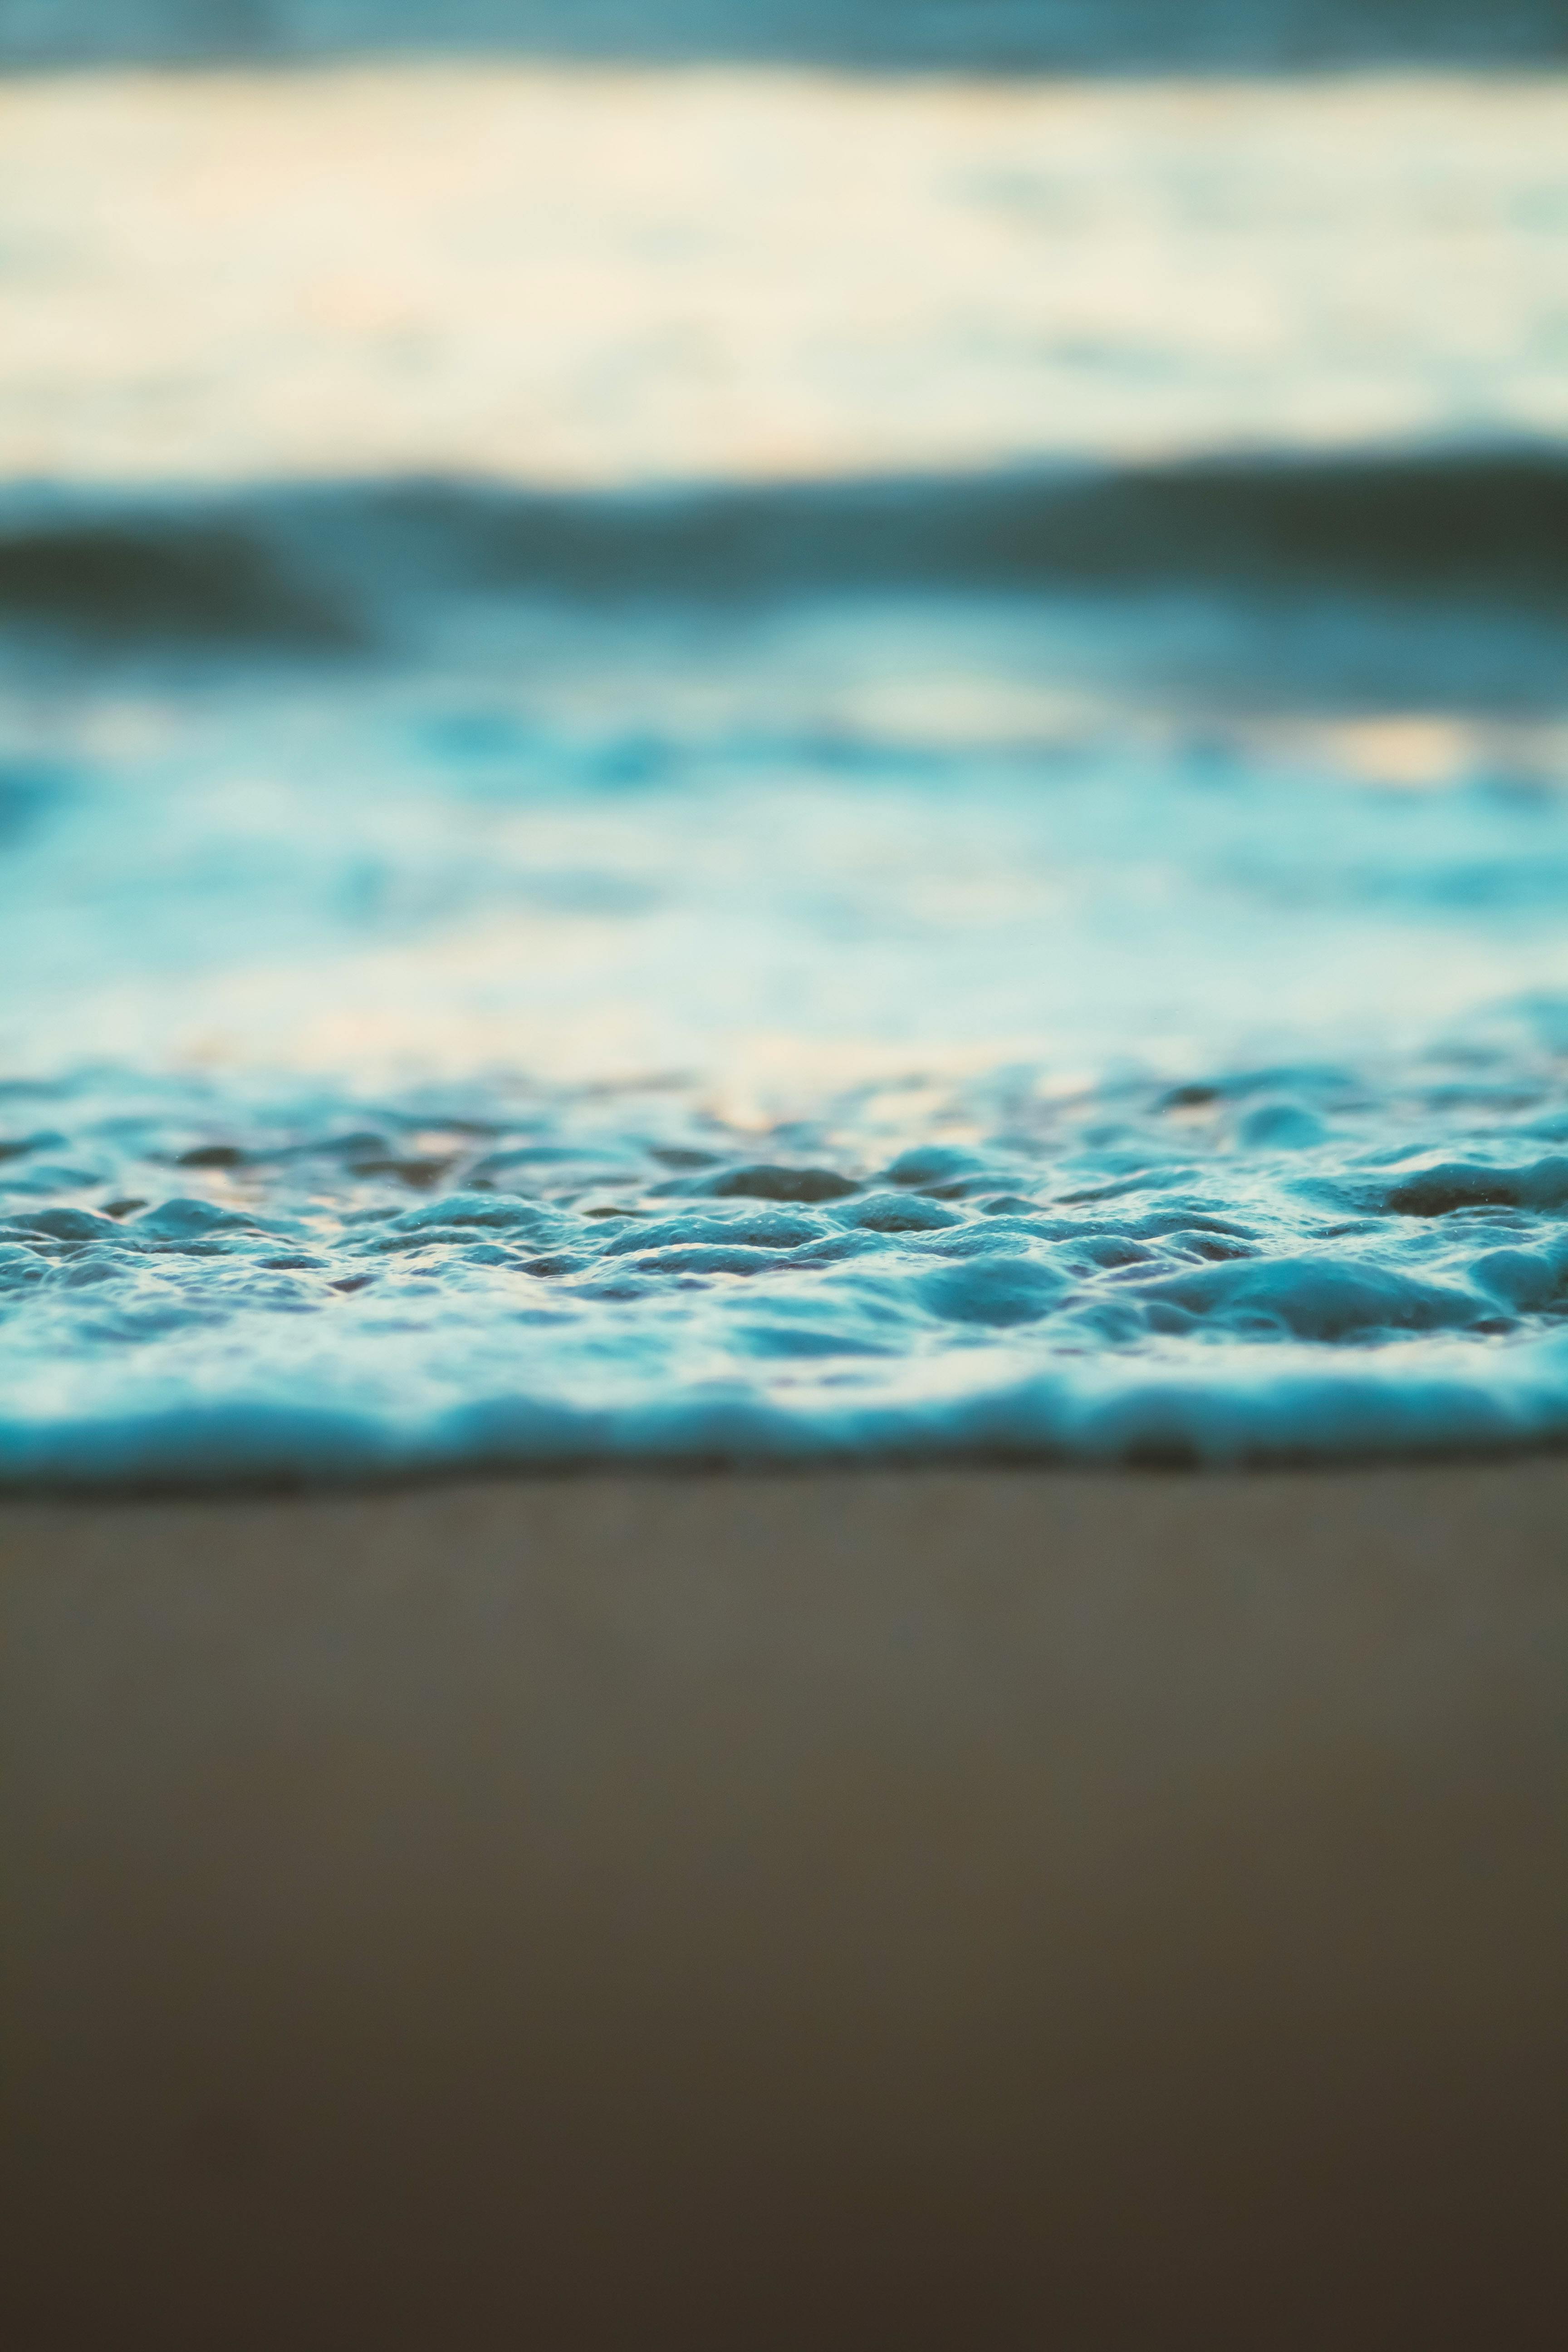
top-left (2, 0), bottom-right (1565, 73)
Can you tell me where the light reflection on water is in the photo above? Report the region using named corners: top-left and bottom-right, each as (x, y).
top-left (3, 66), bottom-right (1567, 484)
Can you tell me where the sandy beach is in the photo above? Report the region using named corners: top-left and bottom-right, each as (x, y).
top-left (4, 32), bottom-right (1568, 2343)
top-left (5, 1458), bottom-right (1565, 2346)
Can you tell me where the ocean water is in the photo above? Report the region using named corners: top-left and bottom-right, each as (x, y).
top-left (3, 61), bottom-right (1568, 1484)
top-left (3, 0), bottom-right (1563, 72)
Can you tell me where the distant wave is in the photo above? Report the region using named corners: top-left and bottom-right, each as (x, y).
top-left (0, 513), bottom-right (364, 647)
top-left (3, 0), bottom-right (1562, 72)
top-left (3, 448), bottom-right (1565, 650)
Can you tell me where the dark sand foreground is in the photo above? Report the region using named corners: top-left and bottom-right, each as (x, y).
top-left (4, 1460), bottom-right (1567, 2349)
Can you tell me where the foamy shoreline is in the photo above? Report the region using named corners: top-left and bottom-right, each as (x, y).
top-left (7, 1457), bottom-right (1566, 2343)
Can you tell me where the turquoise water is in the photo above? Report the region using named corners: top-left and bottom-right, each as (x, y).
top-left (5, 36), bottom-right (1567, 1486)
top-left (5, 471), bottom-right (1568, 1483)
top-left (5, 0), bottom-right (1561, 71)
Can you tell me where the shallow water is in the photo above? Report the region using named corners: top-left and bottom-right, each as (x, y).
top-left (5, 552), bottom-right (1568, 1482)
top-left (3, 63), bottom-right (1568, 1482)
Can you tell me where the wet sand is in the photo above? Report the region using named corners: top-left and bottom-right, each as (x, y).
top-left (4, 1459), bottom-right (1566, 2347)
